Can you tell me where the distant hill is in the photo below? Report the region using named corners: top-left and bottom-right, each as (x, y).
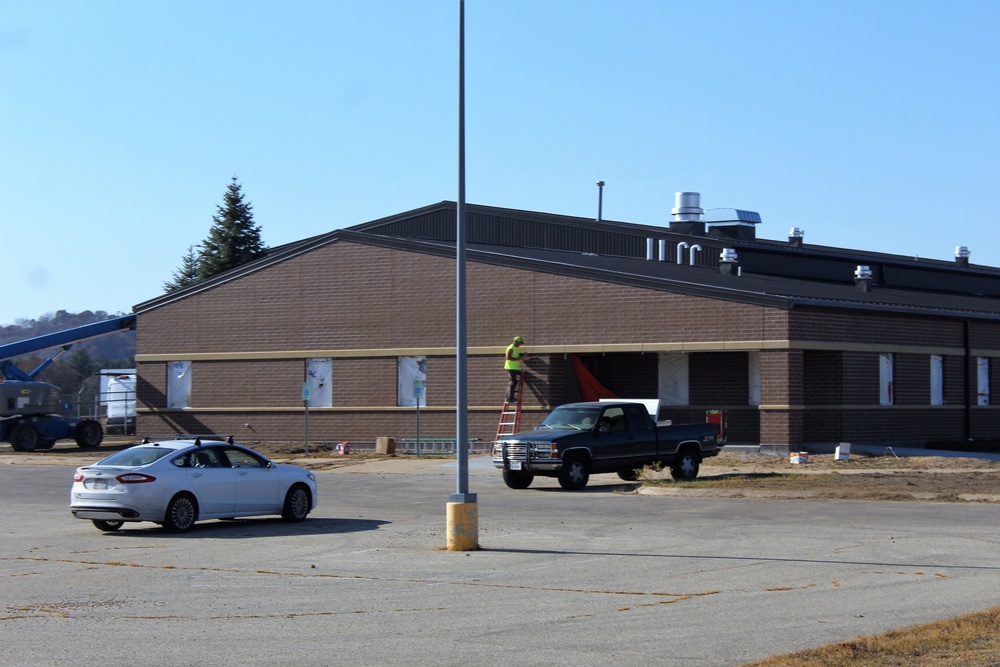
top-left (0, 310), bottom-right (137, 365)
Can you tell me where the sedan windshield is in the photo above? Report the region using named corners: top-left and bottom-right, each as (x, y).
top-left (97, 446), bottom-right (177, 467)
top-left (540, 407), bottom-right (601, 431)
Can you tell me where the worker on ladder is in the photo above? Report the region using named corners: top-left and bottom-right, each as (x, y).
top-left (505, 336), bottom-right (527, 403)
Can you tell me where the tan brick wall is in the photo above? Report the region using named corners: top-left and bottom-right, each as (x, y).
top-left (136, 240), bottom-right (1000, 447)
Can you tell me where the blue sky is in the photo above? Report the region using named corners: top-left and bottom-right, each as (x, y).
top-left (2, 0), bottom-right (998, 327)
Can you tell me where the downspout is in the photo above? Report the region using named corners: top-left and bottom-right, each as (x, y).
top-left (964, 320), bottom-right (971, 441)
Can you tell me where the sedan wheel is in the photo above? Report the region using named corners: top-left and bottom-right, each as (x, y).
top-left (163, 493), bottom-right (197, 532)
top-left (92, 519), bottom-right (124, 532)
top-left (281, 485), bottom-right (311, 522)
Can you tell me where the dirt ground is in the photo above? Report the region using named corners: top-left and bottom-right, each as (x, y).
top-left (642, 450), bottom-right (1000, 502)
top-left (5, 438), bottom-right (1000, 503)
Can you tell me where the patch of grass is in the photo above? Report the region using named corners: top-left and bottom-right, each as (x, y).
top-left (738, 606), bottom-right (1000, 666)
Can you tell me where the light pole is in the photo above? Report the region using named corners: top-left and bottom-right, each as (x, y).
top-left (447, 0), bottom-right (478, 551)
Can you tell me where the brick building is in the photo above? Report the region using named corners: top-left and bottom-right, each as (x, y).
top-left (134, 195), bottom-right (1000, 453)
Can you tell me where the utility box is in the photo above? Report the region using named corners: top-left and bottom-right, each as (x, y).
top-left (376, 436), bottom-right (396, 455)
top-left (705, 409), bottom-right (728, 444)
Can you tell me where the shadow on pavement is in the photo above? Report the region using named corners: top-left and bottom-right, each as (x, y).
top-left (92, 517), bottom-right (389, 539)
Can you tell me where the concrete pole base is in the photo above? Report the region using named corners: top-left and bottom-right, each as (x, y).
top-left (446, 501), bottom-right (479, 551)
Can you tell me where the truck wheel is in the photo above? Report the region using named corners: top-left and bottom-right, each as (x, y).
top-left (9, 423), bottom-right (40, 452)
top-left (617, 469), bottom-right (639, 481)
top-left (502, 469), bottom-right (534, 489)
top-left (558, 455), bottom-right (590, 490)
top-left (74, 420), bottom-right (103, 449)
top-left (670, 447), bottom-right (700, 481)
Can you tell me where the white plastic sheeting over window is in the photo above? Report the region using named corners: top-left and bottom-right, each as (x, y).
top-left (106, 375), bottom-right (136, 419)
top-left (930, 355), bottom-right (943, 405)
top-left (167, 361), bottom-right (192, 409)
top-left (978, 357), bottom-right (991, 406)
top-left (658, 353), bottom-right (689, 406)
top-left (306, 358), bottom-right (333, 407)
top-left (879, 353), bottom-right (894, 406)
top-left (398, 356), bottom-right (426, 407)
top-left (748, 352), bottom-right (761, 406)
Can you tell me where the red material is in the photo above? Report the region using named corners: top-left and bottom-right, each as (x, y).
top-left (571, 355), bottom-right (618, 402)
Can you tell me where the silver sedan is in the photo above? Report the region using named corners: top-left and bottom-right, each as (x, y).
top-left (70, 437), bottom-right (317, 532)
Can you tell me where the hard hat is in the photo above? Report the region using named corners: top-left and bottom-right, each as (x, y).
top-left (513, 336), bottom-right (523, 342)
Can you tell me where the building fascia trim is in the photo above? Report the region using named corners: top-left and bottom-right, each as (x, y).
top-left (135, 340), bottom-right (999, 363)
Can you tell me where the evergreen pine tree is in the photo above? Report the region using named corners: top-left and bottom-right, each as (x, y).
top-left (197, 176), bottom-right (267, 280)
top-left (163, 245), bottom-right (203, 293)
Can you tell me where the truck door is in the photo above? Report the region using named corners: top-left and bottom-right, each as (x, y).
top-left (593, 406), bottom-right (641, 471)
top-left (622, 403), bottom-right (656, 467)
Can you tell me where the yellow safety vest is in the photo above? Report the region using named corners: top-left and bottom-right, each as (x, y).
top-left (504, 344), bottom-right (521, 371)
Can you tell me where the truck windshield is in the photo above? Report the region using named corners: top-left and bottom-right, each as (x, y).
top-left (540, 407), bottom-right (601, 431)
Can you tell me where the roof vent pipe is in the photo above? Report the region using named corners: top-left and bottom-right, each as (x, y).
top-left (720, 248), bottom-right (738, 276)
top-left (658, 239), bottom-right (667, 262)
top-left (646, 238), bottom-right (655, 261)
top-left (789, 227), bottom-right (804, 248)
top-left (676, 242), bottom-right (689, 264)
top-left (955, 245), bottom-right (970, 268)
top-left (669, 192), bottom-right (705, 235)
top-left (689, 244), bottom-right (702, 265)
top-left (854, 265), bottom-right (873, 292)
top-left (596, 180), bottom-right (605, 222)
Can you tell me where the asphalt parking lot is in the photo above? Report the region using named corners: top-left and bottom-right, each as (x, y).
top-left (2, 456), bottom-right (999, 667)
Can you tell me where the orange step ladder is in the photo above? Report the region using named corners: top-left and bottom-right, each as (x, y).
top-left (495, 370), bottom-right (525, 442)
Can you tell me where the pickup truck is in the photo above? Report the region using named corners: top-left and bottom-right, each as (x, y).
top-left (492, 401), bottom-right (725, 490)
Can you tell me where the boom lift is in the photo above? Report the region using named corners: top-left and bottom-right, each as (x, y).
top-left (0, 315), bottom-right (136, 452)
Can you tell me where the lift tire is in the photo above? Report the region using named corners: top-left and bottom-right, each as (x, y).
top-left (75, 420), bottom-right (104, 449)
top-left (9, 423), bottom-right (40, 452)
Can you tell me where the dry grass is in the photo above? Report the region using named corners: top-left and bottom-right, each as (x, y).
top-left (738, 606), bottom-right (1000, 666)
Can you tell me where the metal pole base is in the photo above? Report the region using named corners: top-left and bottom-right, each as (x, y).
top-left (446, 501), bottom-right (479, 551)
